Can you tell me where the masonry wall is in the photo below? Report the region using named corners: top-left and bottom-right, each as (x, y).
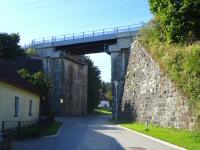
top-left (121, 41), bottom-right (194, 129)
top-left (43, 56), bottom-right (87, 115)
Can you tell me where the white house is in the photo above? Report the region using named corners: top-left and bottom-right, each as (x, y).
top-left (98, 95), bottom-right (110, 108)
top-left (0, 60), bottom-right (40, 132)
top-left (99, 100), bottom-right (110, 108)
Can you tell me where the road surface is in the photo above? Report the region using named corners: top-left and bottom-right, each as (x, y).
top-left (13, 115), bottom-right (181, 150)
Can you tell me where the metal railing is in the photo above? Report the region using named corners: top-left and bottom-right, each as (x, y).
top-left (0, 120), bottom-right (39, 150)
top-left (1, 121), bottom-right (38, 136)
top-left (27, 24), bottom-right (142, 47)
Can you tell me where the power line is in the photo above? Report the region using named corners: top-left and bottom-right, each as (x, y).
top-left (19, 4), bottom-right (148, 44)
top-left (0, 0), bottom-right (51, 11)
top-left (0, 0), bottom-right (74, 16)
top-left (25, 4), bottom-right (147, 28)
top-left (0, 1), bottom-right (145, 16)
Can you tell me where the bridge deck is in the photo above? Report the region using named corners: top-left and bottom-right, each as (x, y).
top-left (29, 24), bottom-right (140, 49)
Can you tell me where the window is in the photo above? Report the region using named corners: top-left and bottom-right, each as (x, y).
top-left (29, 100), bottom-right (32, 116)
top-left (14, 96), bottom-right (19, 117)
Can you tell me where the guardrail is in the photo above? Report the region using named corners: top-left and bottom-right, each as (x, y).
top-left (26, 24), bottom-right (142, 47)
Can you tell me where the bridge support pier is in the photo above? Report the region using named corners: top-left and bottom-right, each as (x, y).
top-left (109, 42), bottom-right (131, 120)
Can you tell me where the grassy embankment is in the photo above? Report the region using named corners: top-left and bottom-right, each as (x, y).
top-left (138, 26), bottom-right (200, 126)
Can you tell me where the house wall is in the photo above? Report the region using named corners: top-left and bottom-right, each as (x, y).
top-left (99, 101), bottom-right (110, 108)
top-left (0, 81), bottom-right (40, 131)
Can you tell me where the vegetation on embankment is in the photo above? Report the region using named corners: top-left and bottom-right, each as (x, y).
top-left (138, 27), bottom-right (200, 122)
top-left (94, 108), bottom-right (112, 115)
top-left (137, 0), bottom-right (200, 129)
top-left (121, 123), bottom-right (200, 150)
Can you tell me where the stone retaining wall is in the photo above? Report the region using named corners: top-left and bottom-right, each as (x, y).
top-left (121, 41), bottom-right (194, 129)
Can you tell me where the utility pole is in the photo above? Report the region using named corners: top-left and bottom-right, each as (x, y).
top-left (114, 81), bottom-right (118, 122)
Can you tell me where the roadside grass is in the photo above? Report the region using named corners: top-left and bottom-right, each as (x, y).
top-left (20, 122), bottom-right (62, 139)
top-left (121, 122), bottom-right (200, 150)
top-left (20, 124), bottom-right (41, 139)
top-left (41, 122), bottom-right (62, 136)
top-left (94, 107), bottom-right (112, 115)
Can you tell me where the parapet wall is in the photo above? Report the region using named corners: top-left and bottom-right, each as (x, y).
top-left (121, 41), bottom-right (195, 129)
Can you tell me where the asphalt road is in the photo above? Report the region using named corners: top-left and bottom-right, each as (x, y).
top-left (13, 115), bottom-right (181, 150)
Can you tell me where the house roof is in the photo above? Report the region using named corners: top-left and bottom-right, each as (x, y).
top-left (0, 60), bottom-right (40, 96)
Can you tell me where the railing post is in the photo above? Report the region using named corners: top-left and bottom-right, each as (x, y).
top-left (73, 33), bottom-right (74, 39)
top-left (43, 38), bottom-right (44, 44)
top-left (103, 29), bottom-right (105, 36)
top-left (116, 27), bottom-right (118, 37)
top-left (93, 30), bottom-right (94, 37)
top-left (64, 35), bottom-right (66, 41)
top-left (83, 32), bottom-right (84, 38)
top-left (52, 36), bottom-right (54, 43)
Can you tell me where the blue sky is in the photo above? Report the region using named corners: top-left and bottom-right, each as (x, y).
top-left (0, 0), bottom-right (153, 82)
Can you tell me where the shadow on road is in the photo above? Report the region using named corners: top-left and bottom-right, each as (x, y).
top-left (13, 115), bottom-right (125, 150)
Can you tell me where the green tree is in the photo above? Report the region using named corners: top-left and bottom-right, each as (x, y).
top-left (18, 69), bottom-right (51, 97)
top-left (149, 0), bottom-right (200, 43)
top-left (18, 69), bottom-right (53, 118)
top-left (0, 33), bottom-right (24, 58)
top-left (101, 81), bottom-right (112, 101)
top-left (84, 57), bottom-right (101, 113)
top-left (105, 89), bottom-right (112, 101)
top-left (101, 81), bottom-right (111, 94)
top-left (26, 48), bottom-right (37, 56)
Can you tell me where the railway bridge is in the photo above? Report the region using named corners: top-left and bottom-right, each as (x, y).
top-left (28, 24), bottom-right (140, 117)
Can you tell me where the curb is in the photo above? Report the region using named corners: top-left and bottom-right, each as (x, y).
top-left (117, 125), bottom-right (186, 150)
top-left (43, 124), bottom-right (63, 138)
